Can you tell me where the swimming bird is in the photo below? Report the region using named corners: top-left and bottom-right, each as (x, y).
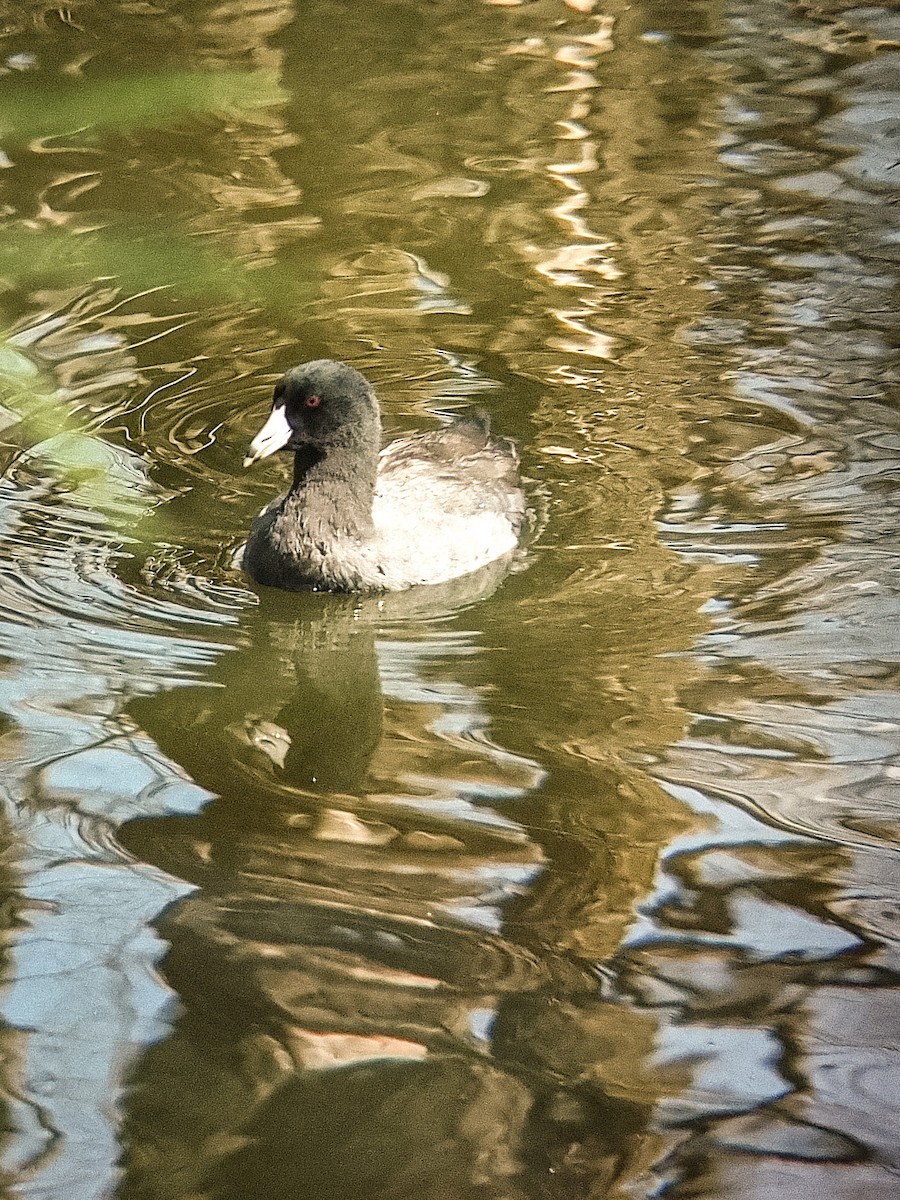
top-left (241, 359), bottom-right (527, 592)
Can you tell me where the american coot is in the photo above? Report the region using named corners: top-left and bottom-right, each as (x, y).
top-left (241, 359), bottom-right (528, 592)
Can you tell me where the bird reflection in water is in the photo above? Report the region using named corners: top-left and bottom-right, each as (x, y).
top-left (115, 563), bottom-right (646, 1200)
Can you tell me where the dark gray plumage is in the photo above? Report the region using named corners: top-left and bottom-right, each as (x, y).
top-left (241, 360), bottom-right (527, 593)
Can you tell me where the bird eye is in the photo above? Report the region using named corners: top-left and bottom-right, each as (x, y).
top-left (305, 394), bottom-right (322, 409)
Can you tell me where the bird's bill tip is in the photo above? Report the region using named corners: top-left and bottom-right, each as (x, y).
top-left (244, 404), bottom-right (292, 467)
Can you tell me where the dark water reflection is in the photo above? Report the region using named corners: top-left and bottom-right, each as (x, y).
top-left (0, 0), bottom-right (897, 1196)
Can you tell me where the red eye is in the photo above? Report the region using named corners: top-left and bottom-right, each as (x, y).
top-left (305, 394), bottom-right (322, 409)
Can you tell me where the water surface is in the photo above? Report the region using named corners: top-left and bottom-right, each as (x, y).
top-left (0, 0), bottom-right (898, 1197)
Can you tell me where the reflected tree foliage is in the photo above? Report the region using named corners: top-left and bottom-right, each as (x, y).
top-left (0, 0), bottom-right (895, 1197)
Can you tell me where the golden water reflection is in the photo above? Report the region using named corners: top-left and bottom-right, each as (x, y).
top-left (0, 0), bottom-right (895, 1196)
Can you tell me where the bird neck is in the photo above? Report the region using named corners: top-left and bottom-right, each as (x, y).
top-left (287, 444), bottom-right (377, 538)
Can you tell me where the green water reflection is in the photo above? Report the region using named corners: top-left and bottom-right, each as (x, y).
top-left (0, 0), bottom-right (897, 1197)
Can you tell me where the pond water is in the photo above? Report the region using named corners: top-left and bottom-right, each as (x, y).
top-left (0, 0), bottom-right (898, 1196)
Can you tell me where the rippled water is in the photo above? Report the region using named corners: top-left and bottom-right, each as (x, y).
top-left (0, 0), bottom-right (898, 1196)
